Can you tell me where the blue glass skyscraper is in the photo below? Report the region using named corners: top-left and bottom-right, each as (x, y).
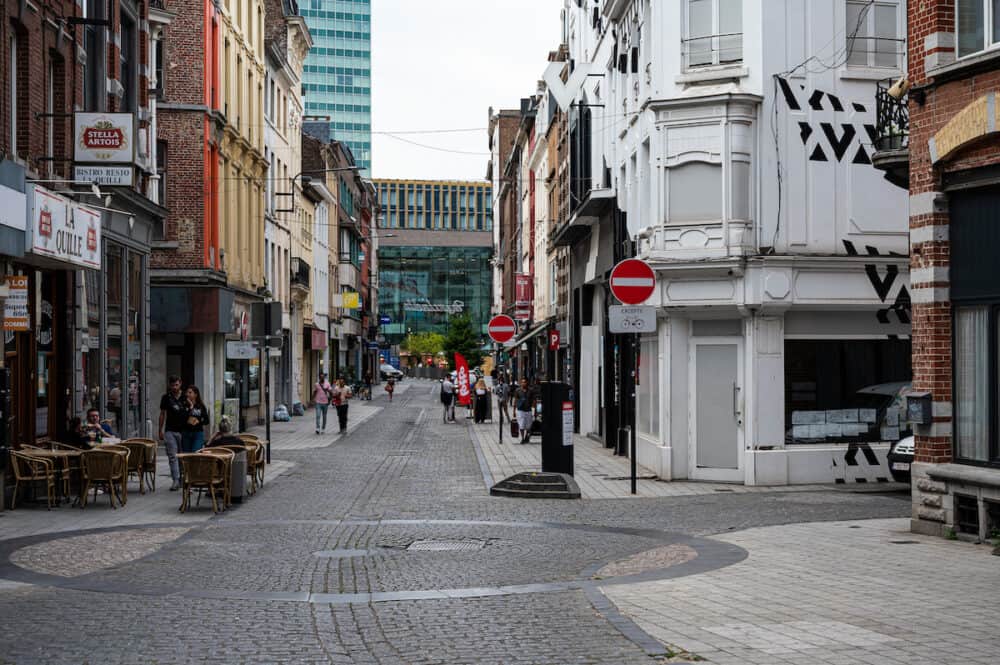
top-left (300, 0), bottom-right (372, 174)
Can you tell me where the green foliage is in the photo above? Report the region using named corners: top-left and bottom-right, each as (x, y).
top-left (443, 314), bottom-right (483, 369)
top-left (400, 332), bottom-right (445, 357)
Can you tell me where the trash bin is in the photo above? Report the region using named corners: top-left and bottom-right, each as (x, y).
top-left (230, 450), bottom-right (247, 504)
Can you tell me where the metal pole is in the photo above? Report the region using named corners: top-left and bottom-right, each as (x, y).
top-left (497, 343), bottom-right (503, 444)
top-left (631, 332), bottom-right (638, 495)
top-left (264, 344), bottom-right (271, 464)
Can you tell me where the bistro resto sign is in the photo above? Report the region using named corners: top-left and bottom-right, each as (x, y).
top-left (27, 186), bottom-right (102, 270)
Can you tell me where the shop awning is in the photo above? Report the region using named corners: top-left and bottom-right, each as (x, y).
top-left (504, 321), bottom-right (548, 349)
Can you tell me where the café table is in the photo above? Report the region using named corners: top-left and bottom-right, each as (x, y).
top-left (21, 448), bottom-right (81, 505)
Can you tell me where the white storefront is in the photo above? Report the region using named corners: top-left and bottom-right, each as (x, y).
top-left (564, 0), bottom-right (910, 484)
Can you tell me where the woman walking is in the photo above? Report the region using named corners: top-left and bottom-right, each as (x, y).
top-left (473, 377), bottom-right (489, 423)
top-left (313, 372), bottom-right (332, 434)
top-left (182, 385), bottom-right (209, 452)
top-left (385, 377), bottom-right (395, 401)
top-left (332, 377), bottom-right (351, 433)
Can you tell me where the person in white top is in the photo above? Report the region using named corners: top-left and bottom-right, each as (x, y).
top-left (440, 375), bottom-right (456, 423)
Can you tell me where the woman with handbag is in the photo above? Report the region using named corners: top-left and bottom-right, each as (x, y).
top-left (313, 372), bottom-right (333, 434)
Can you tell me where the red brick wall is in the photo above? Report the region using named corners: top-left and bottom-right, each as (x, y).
top-left (907, 0), bottom-right (1000, 464)
top-left (153, 0), bottom-right (210, 271)
top-left (0, 2), bottom-right (82, 180)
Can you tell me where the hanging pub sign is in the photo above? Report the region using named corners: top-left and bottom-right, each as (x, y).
top-left (27, 186), bottom-right (101, 270)
top-left (514, 273), bottom-right (533, 321)
top-left (73, 112), bottom-right (135, 186)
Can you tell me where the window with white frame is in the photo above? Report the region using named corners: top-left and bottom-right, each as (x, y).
top-left (956, 0), bottom-right (1000, 57)
top-left (637, 336), bottom-right (659, 437)
top-left (685, 0), bottom-right (742, 68)
top-left (846, 1), bottom-right (902, 69)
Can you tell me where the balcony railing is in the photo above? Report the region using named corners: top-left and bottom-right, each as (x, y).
top-left (150, 0), bottom-right (166, 9)
top-left (291, 257), bottom-right (310, 289)
top-left (874, 79), bottom-right (909, 152)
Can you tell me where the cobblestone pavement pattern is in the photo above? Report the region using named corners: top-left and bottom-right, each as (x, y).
top-left (0, 380), bottom-right (916, 664)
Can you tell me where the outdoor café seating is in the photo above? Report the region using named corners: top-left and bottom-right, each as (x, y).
top-left (118, 440), bottom-right (151, 494)
top-left (10, 451), bottom-right (57, 510)
top-left (178, 453), bottom-right (226, 514)
top-left (199, 447), bottom-right (235, 508)
top-left (79, 448), bottom-right (128, 509)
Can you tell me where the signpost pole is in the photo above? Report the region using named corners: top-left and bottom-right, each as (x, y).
top-left (496, 343), bottom-right (503, 445)
top-left (264, 343), bottom-right (271, 464)
top-left (631, 332), bottom-right (638, 495)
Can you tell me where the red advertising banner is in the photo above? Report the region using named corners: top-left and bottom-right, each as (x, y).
top-left (514, 273), bottom-right (533, 321)
top-left (455, 353), bottom-right (472, 406)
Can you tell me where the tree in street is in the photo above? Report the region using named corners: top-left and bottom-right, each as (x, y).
top-left (443, 314), bottom-right (483, 369)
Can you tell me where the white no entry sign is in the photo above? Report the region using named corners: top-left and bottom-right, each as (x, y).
top-left (609, 258), bottom-right (655, 305)
top-left (487, 315), bottom-right (517, 344)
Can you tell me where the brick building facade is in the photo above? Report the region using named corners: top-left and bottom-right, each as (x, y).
top-left (875, 0), bottom-right (1000, 539)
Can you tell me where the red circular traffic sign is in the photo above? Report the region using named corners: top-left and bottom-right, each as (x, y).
top-left (487, 315), bottom-right (517, 343)
top-left (609, 258), bottom-right (656, 305)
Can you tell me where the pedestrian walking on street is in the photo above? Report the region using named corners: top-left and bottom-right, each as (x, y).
top-left (182, 385), bottom-right (209, 453)
top-left (494, 374), bottom-right (510, 424)
top-left (332, 377), bottom-right (351, 433)
top-left (440, 374), bottom-right (456, 423)
top-left (313, 372), bottom-right (333, 434)
top-left (514, 377), bottom-right (535, 444)
top-left (385, 377), bottom-right (395, 401)
top-left (473, 377), bottom-right (489, 423)
top-left (158, 375), bottom-right (186, 490)
top-left (364, 371), bottom-right (373, 401)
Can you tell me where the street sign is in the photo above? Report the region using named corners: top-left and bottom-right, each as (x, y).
top-left (226, 340), bottom-right (258, 360)
top-left (562, 401), bottom-right (573, 447)
top-left (379, 314), bottom-right (391, 325)
top-left (548, 329), bottom-right (560, 351)
top-left (608, 306), bottom-right (657, 333)
top-left (609, 258), bottom-right (656, 305)
top-left (487, 314), bottom-right (517, 344)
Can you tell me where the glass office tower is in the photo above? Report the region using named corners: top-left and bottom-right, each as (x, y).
top-left (300, 0), bottom-right (372, 174)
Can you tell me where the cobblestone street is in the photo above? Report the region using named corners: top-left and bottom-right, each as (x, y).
top-left (1, 379), bottom-right (985, 664)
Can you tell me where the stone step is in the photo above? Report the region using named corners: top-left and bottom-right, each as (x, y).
top-left (490, 472), bottom-right (581, 499)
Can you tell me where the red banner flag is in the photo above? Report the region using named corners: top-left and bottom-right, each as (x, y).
top-left (455, 353), bottom-right (472, 406)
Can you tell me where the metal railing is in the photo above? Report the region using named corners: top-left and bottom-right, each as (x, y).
top-left (874, 79), bottom-right (909, 151)
top-left (681, 32), bottom-right (743, 69)
top-left (290, 257), bottom-right (310, 288)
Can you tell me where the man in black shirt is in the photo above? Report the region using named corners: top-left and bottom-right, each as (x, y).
top-left (158, 375), bottom-right (186, 490)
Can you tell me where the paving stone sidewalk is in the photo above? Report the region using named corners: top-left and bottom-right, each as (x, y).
top-left (605, 517), bottom-right (1000, 665)
top-left (468, 418), bottom-right (902, 499)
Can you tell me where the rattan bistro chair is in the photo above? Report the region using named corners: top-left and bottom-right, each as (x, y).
top-left (80, 449), bottom-right (128, 508)
top-left (10, 451), bottom-right (57, 510)
top-left (119, 441), bottom-right (150, 494)
top-left (124, 438), bottom-right (158, 492)
top-left (199, 448), bottom-right (234, 508)
top-left (240, 438), bottom-right (265, 490)
top-left (178, 453), bottom-right (226, 514)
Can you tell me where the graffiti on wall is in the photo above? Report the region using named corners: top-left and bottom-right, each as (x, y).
top-left (777, 77), bottom-right (878, 165)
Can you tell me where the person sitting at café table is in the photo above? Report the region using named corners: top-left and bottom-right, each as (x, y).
top-left (84, 408), bottom-right (114, 438)
top-left (68, 416), bottom-right (94, 448)
top-left (206, 417), bottom-right (246, 449)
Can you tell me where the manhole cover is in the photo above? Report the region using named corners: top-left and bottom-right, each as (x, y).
top-left (407, 539), bottom-right (485, 552)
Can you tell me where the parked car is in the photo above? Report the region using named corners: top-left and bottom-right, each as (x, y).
top-left (380, 364), bottom-right (403, 380)
top-left (887, 435), bottom-right (914, 483)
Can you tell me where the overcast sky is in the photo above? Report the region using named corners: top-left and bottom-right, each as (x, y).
top-left (370, 0), bottom-right (564, 181)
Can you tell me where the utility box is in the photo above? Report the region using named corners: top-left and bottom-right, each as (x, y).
top-left (906, 391), bottom-right (933, 426)
top-left (541, 381), bottom-right (574, 475)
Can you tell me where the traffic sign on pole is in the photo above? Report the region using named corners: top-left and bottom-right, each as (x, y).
top-left (609, 258), bottom-right (656, 305)
top-left (487, 315), bottom-right (517, 344)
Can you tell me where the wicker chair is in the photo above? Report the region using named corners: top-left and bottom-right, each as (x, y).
top-left (243, 439), bottom-right (265, 490)
top-left (199, 448), bottom-right (234, 508)
top-left (80, 449), bottom-right (128, 508)
top-left (124, 438), bottom-right (158, 492)
top-left (119, 441), bottom-right (149, 494)
top-left (10, 451), bottom-right (57, 510)
top-left (178, 453), bottom-right (226, 513)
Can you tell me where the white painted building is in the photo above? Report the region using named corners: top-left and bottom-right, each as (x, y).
top-left (264, 9), bottom-right (311, 410)
top-left (558, 0), bottom-right (910, 484)
top-left (311, 183), bottom-right (334, 377)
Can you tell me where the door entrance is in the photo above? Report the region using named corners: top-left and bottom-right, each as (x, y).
top-left (691, 340), bottom-right (743, 482)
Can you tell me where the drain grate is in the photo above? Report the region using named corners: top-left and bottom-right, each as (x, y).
top-left (889, 540), bottom-right (920, 545)
top-left (406, 539), bottom-right (485, 552)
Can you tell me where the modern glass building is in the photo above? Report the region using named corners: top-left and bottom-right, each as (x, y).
top-left (378, 246), bottom-right (493, 345)
top-left (373, 179), bottom-right (492, 231)
top-left (300, 0), bottom-right (372, 174)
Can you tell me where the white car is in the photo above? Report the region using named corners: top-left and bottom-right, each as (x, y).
top-left (380, 364), bottom-right (403, 380)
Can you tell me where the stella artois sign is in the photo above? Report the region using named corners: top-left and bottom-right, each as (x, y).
top-left (74, 113), bottom-right (134, 163)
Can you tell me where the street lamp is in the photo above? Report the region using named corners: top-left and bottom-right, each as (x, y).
top-left (275, 166), bottom-right (360, 214)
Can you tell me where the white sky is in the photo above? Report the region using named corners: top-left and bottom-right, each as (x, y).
top-left (370, 0), bottom-right (564, 181)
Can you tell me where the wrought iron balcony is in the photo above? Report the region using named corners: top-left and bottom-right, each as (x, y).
top-left (871, 79), bottom-right (909, 189)
top-left (291, 257), bottom-right (310, 290)
top-left (149, 0), bottom-right (166, 10)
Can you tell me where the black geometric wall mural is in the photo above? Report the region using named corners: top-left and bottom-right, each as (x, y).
top-left (778, 76), bottom-right (877, 165)
top-left (843, 240), bottom-right (911, 328)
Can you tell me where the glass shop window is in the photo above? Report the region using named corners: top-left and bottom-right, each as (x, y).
top-left (785, 339), bottom-right (912, 444)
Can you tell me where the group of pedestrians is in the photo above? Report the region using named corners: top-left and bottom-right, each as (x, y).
top-left (158, 375), bottom-right (212, 491)
top-left (493, 373), bottom-right (541, 444)
top-left (311, 372), bottom-right (352, 435)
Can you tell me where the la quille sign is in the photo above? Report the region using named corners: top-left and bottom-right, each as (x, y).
top-left (27, 186), bottom-right (102, 270)
top-left (73, 113), bottom-right (135, 186)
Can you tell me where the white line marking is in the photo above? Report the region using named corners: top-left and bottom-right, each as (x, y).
top-left (611, 277), bottom-right (654, 287)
